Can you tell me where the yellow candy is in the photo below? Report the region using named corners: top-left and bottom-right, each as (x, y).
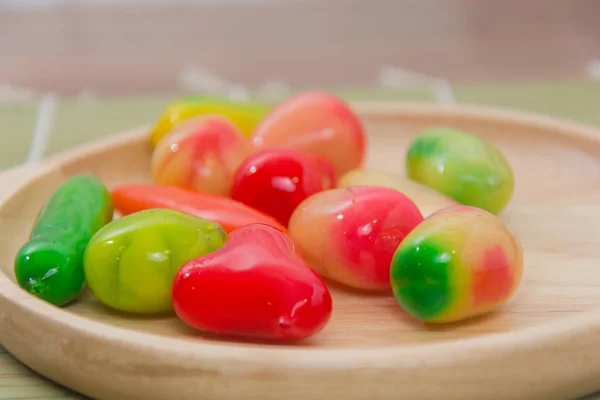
top-left (148, 96), bottom-right (271, 147)
top-left (337, 169), bottom-right (457, 217)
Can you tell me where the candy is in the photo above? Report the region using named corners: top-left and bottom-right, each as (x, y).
top-left (337, 168), bottom-right (457, 217)
top-left (250, 91), bottom-right (365, 177)
top-left (231, 148), bottom-right (336, 226)
top-left (111, 184), bottom-right (286, 234)
top-left (148, 96), bottom-right (271, 147)
top-left (14, 174), bottom-right (113, 306)
top-left (288, 186), bottom-right (424, 290)
top-left (390, 205), bottom-right (523, 323)
top-left (151, 116), bottom-right (252, 196)
top-left (172, 223), bottom-right (332, 341)
top-left (406, 127), bottom-right (514, 214)
top-left (84, 209), bottom-right (226, 314)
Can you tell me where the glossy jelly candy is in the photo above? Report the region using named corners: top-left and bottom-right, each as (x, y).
top-left (406, 127), bottom-right (514, 214)
top-left (148, 96), bottom-right (271, 147)
top-left (337, 168), bottom-right (457, 217)
top-left (84, 209), bottom-right (226, 314)
top-left (111, 184), bottom-right (286, 234)
top-left (390, 205), bottom-right (523, 323)
top-left (231, 148), bottom-right (336, 226)
top-left (14, 174), bottom-right (113, 306)
top-left (151, 116), bottom-right (252, 196)
top-left (288, 186), bottom-right (424, 290)
top-left (250, 91), bottom-right (365, 177)
top-left (172, 223), bottom-right (332, 341)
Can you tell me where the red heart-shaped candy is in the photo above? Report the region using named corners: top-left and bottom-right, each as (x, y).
top-left (172, 223), bottom-right (333, 341)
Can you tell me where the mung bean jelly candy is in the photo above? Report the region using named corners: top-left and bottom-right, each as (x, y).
top-left (251, 91), bottom-right (365, 177)
top-left (288, 186), bottom-right (424, 291)
top-left (148, 96), bottom-right (270, 146)
top-left (390, 205), bottom-right (523, 323)
top-left (151, 116), bottom-right (252, 196)
top-left (406, 127), bottom-right (514, 214)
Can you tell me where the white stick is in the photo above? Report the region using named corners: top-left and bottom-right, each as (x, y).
top-left (586, 59), bottom-right (600, 80)
top-left (25, 93), bottom-right (57, 164)
top-left (377, 65), bottom-right (456, 104)
top-left (431, 78), bottom-right (456, 104)
top-left (377, 65), bottom-right (432, 88)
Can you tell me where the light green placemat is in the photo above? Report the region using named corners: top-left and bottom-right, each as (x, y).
top-left (0, 103), bottom-right (37, 170)
top-left (1, 79), bottom-right (599, 399)
top-left (2, 80), bottom-right (600, 170)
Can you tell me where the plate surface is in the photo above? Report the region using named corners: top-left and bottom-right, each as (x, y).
top-left (1, 103), bottom-right (600, 400)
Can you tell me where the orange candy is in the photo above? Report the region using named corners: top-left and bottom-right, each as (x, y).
top-left (151, 117), bottom-right (252, 197)
top-left (250, 91), bottom-right (366, 177)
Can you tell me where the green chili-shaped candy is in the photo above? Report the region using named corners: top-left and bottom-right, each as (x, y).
top-left (14, 174), bottom-right (113, 306)
top-left (83, 208), bottom-right (227, 314)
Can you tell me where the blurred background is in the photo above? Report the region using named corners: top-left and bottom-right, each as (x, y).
top-left (1, 0), bottom-right (599, 170)
top-left (0, 1), bottom-right (599, 398)
top-left (2, 0), bottom-right (600, 93)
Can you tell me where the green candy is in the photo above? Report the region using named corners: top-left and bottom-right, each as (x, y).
top-left (83, 209), bottom-right (226, 314)
top-left (406, 127), bottom-right (514, 214)
top-left (390, 238), bottom-right (453, 321)
top-left (14, 174), bottom-right (113, 306)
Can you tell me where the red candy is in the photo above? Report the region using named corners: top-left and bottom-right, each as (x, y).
top-left (172, 224), bottom-right (333, 341)
top-left (250, 91), bottom-right (365, 177)
top-left (288, 186), bottom-right (424, 290)
top-left (231, 148), bottom-right (336, 226)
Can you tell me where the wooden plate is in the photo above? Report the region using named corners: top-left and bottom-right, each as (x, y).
top-left (1, 103), bottom-right (600, 400)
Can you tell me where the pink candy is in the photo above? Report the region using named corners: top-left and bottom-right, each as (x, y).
top-left (288, 186), bottom-right (424, 290)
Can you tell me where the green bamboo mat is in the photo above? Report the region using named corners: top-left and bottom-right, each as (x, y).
top-left (2, 80), bottom-right (600, 171)
top-left (1, 79), bottom-right (600, 399)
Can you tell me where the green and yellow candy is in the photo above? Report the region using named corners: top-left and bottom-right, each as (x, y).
top-left (406, 127), bottom-right (514, 214)
top-left (390, 205), bottom-right (523, 323)
top-left (83, 208), bottom-right (226, 314)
